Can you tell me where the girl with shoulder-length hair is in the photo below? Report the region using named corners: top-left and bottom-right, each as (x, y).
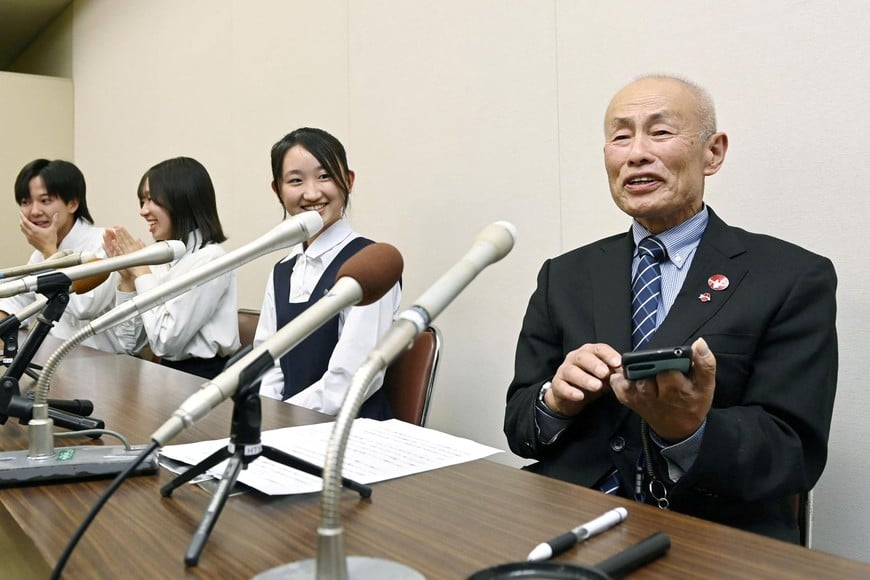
top-left (103, 157), bottom-right (239, 379)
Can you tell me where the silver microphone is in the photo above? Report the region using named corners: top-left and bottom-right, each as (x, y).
top-left (0, 250), bottom-right (94, 279)
top-left (0, 242), bottom-right (185, 298)
top-left (151, 242), bottom-right (404, 446)
top-left (265, 221), bottom-right (517, 580)
top-left (358, 220), bottom-right (518, 374)
top-left (32, 211), bottom-right (324, 411)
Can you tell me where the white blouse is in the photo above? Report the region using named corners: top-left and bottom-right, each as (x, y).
top-left (112, 231), bottom-right (239, 361)
top-left (254, 219), bottom-right (401, 415)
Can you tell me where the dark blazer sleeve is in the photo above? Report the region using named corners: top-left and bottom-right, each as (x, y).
top-left (504, 233), bottom-right (634, 484)
top-left (504, 257), bottom-right (563, 458)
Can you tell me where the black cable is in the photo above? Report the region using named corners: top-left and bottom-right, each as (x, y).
top-left (51, 439), bottom-right (159, 579)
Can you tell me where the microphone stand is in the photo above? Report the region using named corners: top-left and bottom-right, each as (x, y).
top-left (160, 351), bottom-right (371, 568)
top-left (0, 283), bottom-right (104, 433)
top-left (260, 319), bottom-right (425, 580)
top-left (0, 281), bottom-right (158, 486)
top-left (1, 311), bottom-right (43, 381)
top-left (258, 221), bottom-right (518, 579)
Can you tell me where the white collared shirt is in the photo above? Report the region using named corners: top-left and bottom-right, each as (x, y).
top-left (254, 219), bottom-right (401, 414)
top-left (112, 231), bottom-right (240, 360)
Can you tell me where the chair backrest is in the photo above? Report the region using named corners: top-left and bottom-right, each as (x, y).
top-left (237, 308), bottom-right (261, 351)
top-left (383, 325), bottom-right (442, 426)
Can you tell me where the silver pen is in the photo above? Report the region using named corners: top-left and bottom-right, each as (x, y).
top-left (527, 507), bottom-right (629, 561)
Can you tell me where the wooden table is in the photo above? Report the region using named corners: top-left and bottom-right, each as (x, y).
top-left (1, 343), bottom-right (869, 579)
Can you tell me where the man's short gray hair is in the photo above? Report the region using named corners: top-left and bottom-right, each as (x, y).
top-left (633, 74), bottom-right (718, 142)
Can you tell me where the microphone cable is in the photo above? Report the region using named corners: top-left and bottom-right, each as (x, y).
top-left (50, 440), bottom-right (159, 579)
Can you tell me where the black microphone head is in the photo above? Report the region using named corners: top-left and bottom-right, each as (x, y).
top-left (337, 243), bottom-right (403, 305)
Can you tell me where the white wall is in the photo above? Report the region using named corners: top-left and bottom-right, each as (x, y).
top-left (0, 72), bottom-right (73, 263)
top-left (43, 0), bottom-right (870, 563)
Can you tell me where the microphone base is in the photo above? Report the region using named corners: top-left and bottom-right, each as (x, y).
top-left (0, 444), bottom-right (158, 487)
top-left (253, 556), bottom-right (424, 580)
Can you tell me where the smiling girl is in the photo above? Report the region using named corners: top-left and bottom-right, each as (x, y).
top-left (253, 128), bottom-right (401, 418)
top-left (103, 157), bottom-right (239, 378)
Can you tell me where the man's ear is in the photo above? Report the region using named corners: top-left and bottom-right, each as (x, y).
top-left (704, 132), bottom-right (728, 176)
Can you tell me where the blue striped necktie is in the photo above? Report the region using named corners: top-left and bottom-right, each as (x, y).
top-left (598, 235), bottom-right (669, 497)
top-left (631, 236), bottom-right (667, 350)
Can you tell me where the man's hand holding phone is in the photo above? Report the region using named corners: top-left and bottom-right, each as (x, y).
top-left (612, 338), bottom-right (717, 442)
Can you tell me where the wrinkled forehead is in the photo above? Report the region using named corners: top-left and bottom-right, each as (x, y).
top-left (604, 78), bottom-right (700, 131)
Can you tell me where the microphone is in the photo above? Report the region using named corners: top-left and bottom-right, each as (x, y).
top-left (1, 212), bottom-right (324, 484)
top-left (0, 294), bottom-right (49, 343)
top-left (359, 220), bottom-right (517, 373)
top-left (150, 242), bottom-right (403, 446)
top-left (273, 221), bottom-right (517, 580)
top-left (87, 212), bottom-right (324, 337)
top-left (69, 269), bottom-right (112, 295)
top-left (0, 241), bottom-right (186, 298)
top-left (30, 212), bottom-right (323, 424)
top-left (0, 250), bottom-right (95, 279)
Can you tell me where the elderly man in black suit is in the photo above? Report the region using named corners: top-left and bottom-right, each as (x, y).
top-left (504, 74), bottom-right (837, 543)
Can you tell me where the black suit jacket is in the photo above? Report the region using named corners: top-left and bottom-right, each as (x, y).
top-left (504, 208), bottom-right (838, 542)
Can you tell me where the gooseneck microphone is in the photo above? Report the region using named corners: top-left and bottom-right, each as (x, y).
top-left (0, 241), bottom-right (186, 298)
top-left (363, 220), bottom-right (517, 371)
top-left (44, 241), bottom-right (400, 576)
top-left (0, 249), bottom-right (94, 279)
top-left (152, 242), bottom-right (403, 568)
top-left (30, 212), bottom-right (324, 436)
top-left (151, 241), bottom-right (404, 447)
top-left (45, 213), bottom-right (329, 579)
top-left (264, 221), bottom-right (517, 580)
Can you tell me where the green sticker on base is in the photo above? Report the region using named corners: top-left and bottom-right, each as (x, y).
top-left (56, 449), bottom-right (76, 461)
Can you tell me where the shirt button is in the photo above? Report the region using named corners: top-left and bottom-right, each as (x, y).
top-left (610, 436), bottom-right (626, 452)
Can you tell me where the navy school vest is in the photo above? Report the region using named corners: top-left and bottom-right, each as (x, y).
top-left (273, 237), bottom-right (393, 420)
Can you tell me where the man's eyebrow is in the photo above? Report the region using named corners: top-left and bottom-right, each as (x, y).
top-left (607, 110), bottom-right (678, 128)
top-left (646, 111), bottom-right (679, 124)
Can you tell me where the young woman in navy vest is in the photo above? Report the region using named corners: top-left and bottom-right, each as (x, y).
top-left (254, 128), bottom-right (401, 419)
top-left (102, 157), bottom-right (240, 379)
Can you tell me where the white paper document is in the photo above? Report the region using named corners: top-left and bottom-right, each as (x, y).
top-left (159, 419), bottom-right (502, 495)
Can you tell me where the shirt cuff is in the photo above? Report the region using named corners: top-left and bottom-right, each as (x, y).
top-left (653, 419), bottom-right (707, 480)
top-left (534, 398), bottom-right (572, 444)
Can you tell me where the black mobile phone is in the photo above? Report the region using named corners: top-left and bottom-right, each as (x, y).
top-left (621, 345), bottom-right (692, 380)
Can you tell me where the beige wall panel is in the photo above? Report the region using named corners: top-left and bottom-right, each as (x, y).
top-left (0, 72), bottom-right (73, 267)
top-left (224, 0), bottom-right (351, 309)
top-left (347, 1), bottom-right (561, 461)
top-left (73, 0), bottom-right (350, 310)
top-left (73, 0), bottom-right (233, 243)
